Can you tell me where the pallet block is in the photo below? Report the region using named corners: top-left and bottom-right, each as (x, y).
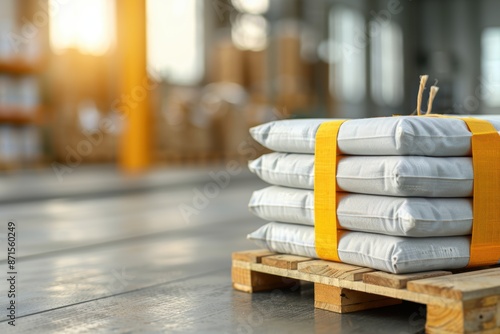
top-left (232, 250), bottom-right (500, 334)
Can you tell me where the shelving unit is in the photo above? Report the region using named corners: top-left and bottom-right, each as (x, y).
top-left (0, 60), bottom-right (45, 74)
top-left (0, 0), bottom-right (47, 170)
top-left (0, 62), bottom-right (45, 170)
top-left (0, 113), bottom-right (41, 125)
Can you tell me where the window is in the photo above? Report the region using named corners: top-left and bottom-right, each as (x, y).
top-left (230, 0), bottom-right (269, 52)
top-left (0, 0), bottom-right (16, 61)
top-left (49, 0), bottom-right (115, 56)
top-left (231, 0), bottom-right (269, 15)
top-left (231, 14), bottom-right (268, 52)
top-left (370, 21), bottom-right (403, 107)
top-left (481, 27), bottom-right (500, 107)
top-left (329, 7), bottom-right (366, 103)
top-left (146, 0), bottom-right (204, 85)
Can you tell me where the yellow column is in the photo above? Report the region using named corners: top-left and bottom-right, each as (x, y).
top-left (116, 0), bottom-right (150, 173)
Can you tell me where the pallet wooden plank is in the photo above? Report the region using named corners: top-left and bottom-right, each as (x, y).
top-left (314, 283), bottom-right (401, 313)
top-left (425, 301), bottom-right (464, 334)
top-left (233, 248), bottom-right (500, 332)
top-left (233, 258), bottom-right (447, 305)
top-left (407, 267), bottom-right (500, 301)
top-left (232, 250), bottom-right (277, 263)
top-left (261, 254), bottom-right (313, 270)
top-left (426, 295), bottom-right (500, 333)
top-left (232, 266), bottom-right (298, 292)
top-left (363, 270), bottom-right (452, 289)
top-left (462, 296), bottom-right (500, 333)
top-left (298, 260), bottom-right (374, 281)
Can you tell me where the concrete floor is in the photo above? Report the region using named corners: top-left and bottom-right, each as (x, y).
top-left (0, 166), bottom-right (425, 333)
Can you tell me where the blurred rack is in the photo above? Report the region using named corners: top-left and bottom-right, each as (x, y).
top-left (0, 59), bottom-right (45, 75)
top-left (0, 107), bottom-right (42, 124)
top-left (0, 1), bottom-right (48, 171)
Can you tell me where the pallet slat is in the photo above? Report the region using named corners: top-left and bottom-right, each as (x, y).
top-left (363, 270), bottom-right (452, 289)
top-left (261, 254), bottom-right (313, 270)
top-left (232, 249), bottom-right (500, 333)
top-left (314, 283), bottom-right (401, 313)
top-left (407, 267), bottom-right (500, 301)
top-left (298, 260), bottom-right (374, 281)
top-left (232, 249), bottom-right (276, 263)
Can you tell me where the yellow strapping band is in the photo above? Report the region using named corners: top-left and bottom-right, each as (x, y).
top-left (460, 117), bottom-right (500, 266)
top-left (314, 117), bottom-right (500, 267)
top-left (314, 120), bottom-right (347, 262)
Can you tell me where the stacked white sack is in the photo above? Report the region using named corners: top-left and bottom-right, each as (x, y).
top-left (246, 116), bottom-right (500, 274)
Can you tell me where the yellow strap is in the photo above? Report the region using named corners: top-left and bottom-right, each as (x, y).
top-left (315, 116), bottom-right (500, 267)
top-left (460, 118), bottom-right (500, 267)
top-left (314, 120), bottom-right (347, 262)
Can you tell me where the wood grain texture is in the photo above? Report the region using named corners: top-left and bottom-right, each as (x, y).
top-left (234, 249), bottom-right (500, 332)
top-left (298, 260), bottom-right (374, 281)
top-left (363, 270), bottom-right (452, 289)
top-left (232, 250), bottom-right (277, 263)
top-left (314, 283), bottom-right (401, 313)
top-left (261, 254), bottom-right (313, 270)
top-left (407, 267), bottom-right (500, 301)
top-left (232, 266), bottom-right (298, 292)
top-left (426, 296), bottom-right (500, 334)
top-left (233, 258), bottom-right (443, 305)
top-left (235, 251), bottom-right (500, 306)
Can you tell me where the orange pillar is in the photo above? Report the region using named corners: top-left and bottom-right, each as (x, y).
top-left (116, 0), bottom-right (151, 173)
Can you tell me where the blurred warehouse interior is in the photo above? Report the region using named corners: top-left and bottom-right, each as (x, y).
top-left (0, 0), bottom-right (499, 173)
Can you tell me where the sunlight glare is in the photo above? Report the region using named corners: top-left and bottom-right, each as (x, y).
top-left (49, 0), bottom-right (115, 56)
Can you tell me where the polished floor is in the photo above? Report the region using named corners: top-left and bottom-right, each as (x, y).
top-left (0, 166), bottom-right (425, 333)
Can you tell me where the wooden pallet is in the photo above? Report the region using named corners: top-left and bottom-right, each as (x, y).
top-left (232, 250), bottom-right (500, 334)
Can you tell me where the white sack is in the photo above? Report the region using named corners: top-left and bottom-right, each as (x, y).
top-left (247, 222), bottom-right (470, 273)
top-left (249, 186), bottom-right (473, 237)
top-left (250, 117), bottom-right (500, 156)
top-left (249, 153), bottom-right (473, 197)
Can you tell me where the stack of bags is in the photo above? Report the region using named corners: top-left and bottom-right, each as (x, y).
top-left (246, 116), bottom-right (500, 274)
